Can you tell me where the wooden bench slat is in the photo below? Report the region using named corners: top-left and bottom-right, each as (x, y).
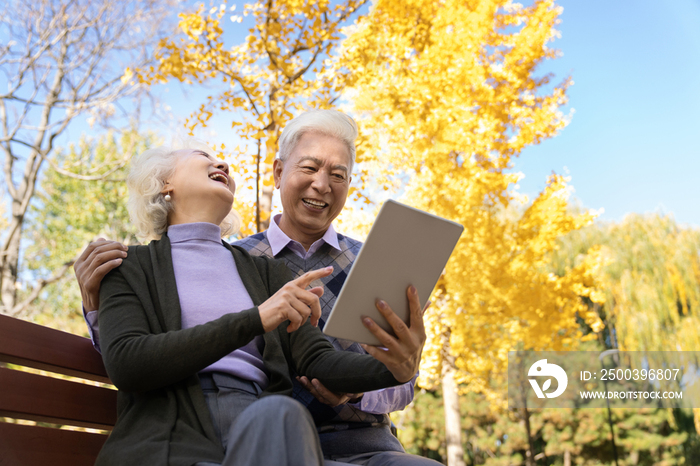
top-left (0, 422), bottom-right (108, 466)
top-left (0, 314), bottom-right (109, 382)
top-left (0, 367), bottom-right (117, 429)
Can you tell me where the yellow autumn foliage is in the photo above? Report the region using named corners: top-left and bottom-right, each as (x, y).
top-left (134, 0), bottom-right (607, 400)
top-left (138, 0), bottom-right (369, 232)
top-left (340, 0), bottom-right (606, 395)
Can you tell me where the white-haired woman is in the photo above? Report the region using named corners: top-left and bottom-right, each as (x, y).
top-left (94, 144), bottom-right (417, 466)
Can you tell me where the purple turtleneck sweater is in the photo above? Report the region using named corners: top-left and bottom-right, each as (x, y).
top-left (168, 222), bottom-right (269, 388)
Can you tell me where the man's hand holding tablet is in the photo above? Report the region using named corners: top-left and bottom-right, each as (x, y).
top-left (359, 284), bottom-right (430, 383)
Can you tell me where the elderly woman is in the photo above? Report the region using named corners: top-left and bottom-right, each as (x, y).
top-left (95, 143), bottom-right (423, 466)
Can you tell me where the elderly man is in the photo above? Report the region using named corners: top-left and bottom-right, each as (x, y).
top-left (75, 110), bottom-right (442, 466)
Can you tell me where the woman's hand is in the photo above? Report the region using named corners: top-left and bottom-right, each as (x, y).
top-left (259, 266), bottom-right (334, 333)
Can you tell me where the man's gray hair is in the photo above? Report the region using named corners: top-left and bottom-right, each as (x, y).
top-left (277, 109), bottom-right (358, 175)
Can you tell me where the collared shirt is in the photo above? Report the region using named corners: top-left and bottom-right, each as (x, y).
top-left (267, 214), bottom-right (341, 259)
top-left (236, 217), bottom-right (417, 417)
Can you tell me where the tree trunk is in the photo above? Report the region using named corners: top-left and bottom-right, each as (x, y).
top-left (259, 183), bottom-right (274, 231)
top-left (0, 215), bottom-right (22, 313)
top-left (442, 367), bottom-right (465, 466)
top-left (564, 449), bottom-right (571, 466)
top-left (521, 407), bottom-right (536, 466)
top-left (254, 137), bottom-right (274, 233)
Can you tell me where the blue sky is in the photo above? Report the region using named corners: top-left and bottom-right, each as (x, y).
top-left (158, 0), bottom-right (700, 227)
top-left (514, 0), bottom-right (700, 227)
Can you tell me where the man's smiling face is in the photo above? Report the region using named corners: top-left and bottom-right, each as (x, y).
top-left (273, 131), bottom-right (352, 247)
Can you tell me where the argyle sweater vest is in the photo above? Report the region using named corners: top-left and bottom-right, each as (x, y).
top-left (234, 232), bottom-right (390, 431)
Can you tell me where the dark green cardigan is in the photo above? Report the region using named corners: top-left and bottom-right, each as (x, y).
top-left (96, 234), bottom-right (399, 466)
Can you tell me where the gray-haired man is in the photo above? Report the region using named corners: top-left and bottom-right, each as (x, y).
top-left (75, 110), bottom-right (442, 466)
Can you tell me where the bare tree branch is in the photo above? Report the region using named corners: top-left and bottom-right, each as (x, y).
top-left (0, 0), bottom-right (176, 314)
top-left (8, 261), bottom-right (73, 317)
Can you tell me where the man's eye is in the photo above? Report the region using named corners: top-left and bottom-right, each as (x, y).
top-left (333, 173), bottom-right (346, 180)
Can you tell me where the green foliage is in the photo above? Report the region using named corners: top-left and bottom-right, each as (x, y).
top-left (21, 129), bottom-right (156, 332)
top-left (549, 213), bottom-right (700, 352)
top-left (397, 388), bottom-right (691, 465)
top-left (394, 389), bottom-right (447, 460)
top-left (397, 339), bottom-right (694, 464)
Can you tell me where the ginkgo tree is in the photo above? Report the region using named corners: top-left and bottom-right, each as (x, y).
top-left (340, 0), bottom-right (606, 464)
top-left (134, 1), bottom-right (607, 464)
top-left (138, 0), bottom-right (370, 234)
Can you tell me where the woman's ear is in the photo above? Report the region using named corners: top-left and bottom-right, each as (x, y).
top-left (160, 182), bottom-right (171, 195)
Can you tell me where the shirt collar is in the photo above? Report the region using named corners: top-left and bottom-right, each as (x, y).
top-left (267, 213), bottom-right (341, 257)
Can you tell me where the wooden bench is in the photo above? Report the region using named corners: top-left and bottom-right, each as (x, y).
top-left (0, 313), bottom-right (117, 466)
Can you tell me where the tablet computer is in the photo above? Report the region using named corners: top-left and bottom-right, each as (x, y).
top-left (322, 200), bottom-right (464, 345)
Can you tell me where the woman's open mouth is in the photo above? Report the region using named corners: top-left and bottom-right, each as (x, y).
top-left (209, 172), bottom-right (229, 186)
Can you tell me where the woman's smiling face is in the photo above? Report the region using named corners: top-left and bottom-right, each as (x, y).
top-left (164, 149), bottom-right (236, 226)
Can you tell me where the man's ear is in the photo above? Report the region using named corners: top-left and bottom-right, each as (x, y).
top-left (273, 159), bottom-right (283, 189)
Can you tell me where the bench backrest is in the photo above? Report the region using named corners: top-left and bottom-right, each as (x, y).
top-left (0, 313), bottom-right (116, 466)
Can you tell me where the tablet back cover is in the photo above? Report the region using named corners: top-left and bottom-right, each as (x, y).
top-left (323, 200), bottom-right (463, 345)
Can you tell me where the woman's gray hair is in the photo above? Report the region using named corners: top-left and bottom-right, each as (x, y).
top-left (127, 139), bottom-right (240, 242)
top-left (277, 109), bottom-right (358, 174)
